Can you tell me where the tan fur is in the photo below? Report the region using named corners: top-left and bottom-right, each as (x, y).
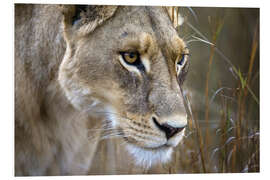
top-left (15, 4), bottom-right (189, 175)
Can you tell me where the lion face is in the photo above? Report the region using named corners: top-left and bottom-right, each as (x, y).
top-left (59, 6), bottom-right (189, 168)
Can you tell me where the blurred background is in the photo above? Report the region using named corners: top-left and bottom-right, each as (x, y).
top-left (89, 6), bottom-right (260, 174)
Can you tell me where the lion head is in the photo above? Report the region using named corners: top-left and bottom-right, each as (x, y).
top-left (58, 5), bottom-right (189, 168)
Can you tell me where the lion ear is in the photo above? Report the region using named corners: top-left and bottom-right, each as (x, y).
top-left (60, 5), bottom-right (118, 41)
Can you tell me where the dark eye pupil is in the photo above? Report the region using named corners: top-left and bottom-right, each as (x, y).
top-left (129, 52), bottom-right (135, 58)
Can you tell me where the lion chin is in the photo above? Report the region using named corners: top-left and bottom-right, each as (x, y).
top-left (125, 143), bottom-right (173, 169)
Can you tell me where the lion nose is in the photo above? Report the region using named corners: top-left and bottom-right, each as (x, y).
top-left (152, 117), bottom-right (186, 139)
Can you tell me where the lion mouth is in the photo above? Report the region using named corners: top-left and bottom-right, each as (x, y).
top-left (138, 143), bottom-right (172, 151)
top-left (122, 135), bottom-right (171, 150)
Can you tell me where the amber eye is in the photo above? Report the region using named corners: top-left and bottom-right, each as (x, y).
top-left (119, 51), bottom-right (145, 72)
top-left (120, 52), bottom-right (139, 64)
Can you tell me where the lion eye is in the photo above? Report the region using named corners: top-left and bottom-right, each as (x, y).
top-left (121, 52), bottom-right (139, 64)
top-left (177, 54), bottom-right (185, 66)
top-left (176, 53), bottom-right (189, 75)
top-left (119, 51), bottom-right (145, 72)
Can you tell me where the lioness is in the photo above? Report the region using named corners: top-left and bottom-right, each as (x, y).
top-left (15, 4), bottom-right (189, 175)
